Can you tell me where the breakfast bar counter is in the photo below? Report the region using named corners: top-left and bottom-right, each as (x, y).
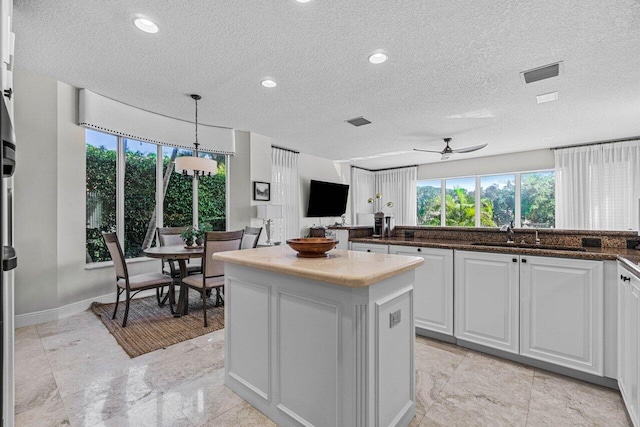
top-left (213, 246), bottom-right (423, 427)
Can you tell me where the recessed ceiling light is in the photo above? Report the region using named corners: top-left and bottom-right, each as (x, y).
top-left (536, 92), bottom-right (559, 104)
top-left (296, 0), bottom-right (311, 3)
top-left (134, 18), bottom-right (158, 34)
top-left (368, 52), bottom-right (388, 64)
top-left (261, 79), bottom-right (277, 88)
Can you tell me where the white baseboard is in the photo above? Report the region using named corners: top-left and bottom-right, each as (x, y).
top-left (14, 289), bottom-right (157, 328)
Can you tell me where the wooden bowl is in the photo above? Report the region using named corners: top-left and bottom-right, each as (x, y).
top-left (286, 238), bottom-right (337, 258)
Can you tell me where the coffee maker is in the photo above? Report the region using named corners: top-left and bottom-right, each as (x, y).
top-left (373, 212), bottom-right (384, 237)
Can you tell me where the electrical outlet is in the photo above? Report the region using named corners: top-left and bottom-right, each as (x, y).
top-left (627, 239), bottom-right (640, 249)
top-left (390, 309), bottom-right (401, 328)
top-left (582, 238), bottom-right (602, 248)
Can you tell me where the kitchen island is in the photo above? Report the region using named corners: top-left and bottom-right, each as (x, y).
top-left (213, 245), bottom-right (423, 427)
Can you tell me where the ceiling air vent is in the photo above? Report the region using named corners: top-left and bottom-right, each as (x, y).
top-left (346, 116), bottom-right (371, 127)
top-left (522, 62), bottom-right (561, 84)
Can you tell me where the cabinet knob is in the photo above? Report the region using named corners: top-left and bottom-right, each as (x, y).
top-left (3, 88), bottom-right (12, 99)
top-left (417, 248), bottom-right (421, 252)
top-left (522, 259), bottom-right (527, 263)
top-left (512, 258), bottom-right (517, 263)
top-left (367, 249), bottom-right (371, 252)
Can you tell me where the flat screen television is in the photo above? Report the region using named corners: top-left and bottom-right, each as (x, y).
top-left (306, 180), bottom-right (349, 217)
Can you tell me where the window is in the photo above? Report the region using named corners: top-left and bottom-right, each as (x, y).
top-left (198, 152), bottom-right (226, 231)
top-left (445, 177), bottom-right (475, 227)
top-left (86, 130), bottom-right (117, 263)
top-left (417, 180), bottom-right (441, 225)
top-left (480, 174), bottom-right (515, 227)
top-left (521, 171), bottom-right (555, 228)
top-left (417, 170), bottom-right (555, 228)
top-left (85, 130), bottom-right (227, 263)
top-left (163, 147), bottom-right (193, 227)
top-left (123, 139), bottom-right (157, 258)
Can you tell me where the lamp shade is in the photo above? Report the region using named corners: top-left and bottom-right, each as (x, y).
top-left (175, 156), bottom-right (217, 176)
top-left (257, 204), bottom-right (282, 219)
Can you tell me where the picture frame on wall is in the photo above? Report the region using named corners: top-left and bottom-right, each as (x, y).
top-left (254, 181), bottom-right (270, 201)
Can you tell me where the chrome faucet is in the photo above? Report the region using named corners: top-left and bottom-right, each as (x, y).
top-left (500, 220), bottom-right (515, 243)
top-left (535, 229), bottom-right (541, 245)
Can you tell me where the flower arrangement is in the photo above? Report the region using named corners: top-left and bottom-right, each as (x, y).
top-left (367, 193), bottom-right (393, 213)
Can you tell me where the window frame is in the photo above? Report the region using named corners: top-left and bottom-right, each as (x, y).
top-left (417, 169), bottom-right (555, 228)
top-left (85, 129), bottom-right (229, 263)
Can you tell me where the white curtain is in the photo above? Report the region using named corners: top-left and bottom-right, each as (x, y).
top-left (555, 140), bottom-right (640, 230)
top-left (271, 147), bottom-right (300, 241)
top-left (375, 166), bottom-right (418, 226)
top-left (350, 167), bottom-right (375, 224)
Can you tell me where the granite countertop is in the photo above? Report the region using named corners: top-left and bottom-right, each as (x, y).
top-left (350, 236), bottom-right (640, 266)
top-left (213, 245), bottom-right (424, 288)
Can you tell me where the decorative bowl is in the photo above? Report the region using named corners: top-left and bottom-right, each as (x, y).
top-left (286, 238), bottom-right (337, 258)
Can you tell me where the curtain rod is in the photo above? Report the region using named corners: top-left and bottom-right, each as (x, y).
top-left (352, 164), bottom-right (418, 172)
top-left (550, 136), bottom-right (640, 151)
top-left (271, 145), bottom-right (300, 154)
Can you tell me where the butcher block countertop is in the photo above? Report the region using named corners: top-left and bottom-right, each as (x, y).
top-left (212, 245), bottom-right (423, 288)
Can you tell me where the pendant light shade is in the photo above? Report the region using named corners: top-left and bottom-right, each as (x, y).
top-left (175, 94), bottom-right (218, 176)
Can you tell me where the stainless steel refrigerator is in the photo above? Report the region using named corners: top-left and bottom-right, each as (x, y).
top-left (1, 0), bottom-right (15, 425)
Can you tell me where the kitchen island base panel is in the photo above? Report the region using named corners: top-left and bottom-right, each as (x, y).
top-left (224, 263), bottom-right (416, 427)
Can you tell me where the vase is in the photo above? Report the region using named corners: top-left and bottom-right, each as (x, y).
top-left (195, 237), bottom-right (204, 246)
top-left (185, 238), bottom-right (194, 247)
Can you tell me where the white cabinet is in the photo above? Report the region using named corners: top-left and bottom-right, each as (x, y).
top-left (618, 264), bottom-right (640, 426)
top-left (350, 242), bottom-right (389, 254)
top-left (389, 245), bottom-right (454, 335)
top-left (520, 256), bottom-right (603, 375)
top-left (454, 251), bottom-right (520, 354)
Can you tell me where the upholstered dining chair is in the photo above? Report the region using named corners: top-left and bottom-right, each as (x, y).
top-left (240, 226), bottom-right (262, 249)
top-left (102, 232), bottom-right (174, 327)
top-left (181, 230), bottom-right (244, 327)
top-left (156, 227), bottom-right (202, 305)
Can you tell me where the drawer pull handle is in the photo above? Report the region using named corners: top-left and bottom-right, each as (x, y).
top-left (622, 276), bottom-right (631, 282)
top-left (512, 258), bottom-right (517, 263)
top-left (522, 259), bottom-right (527, 263)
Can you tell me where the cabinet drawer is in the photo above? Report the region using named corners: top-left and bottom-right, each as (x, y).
top-left (350, 242), bottom-right (389, 254)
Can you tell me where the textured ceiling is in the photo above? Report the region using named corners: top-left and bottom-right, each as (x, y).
top-left (13, 0), bottom-right (640, 169)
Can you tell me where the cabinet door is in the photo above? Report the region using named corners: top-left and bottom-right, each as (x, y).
top-left (628, 277), bottom-right (640, 423)
top-left (350, 242), bottom-right (388, 254)
top-left (520, 256), bottom-right (603, 375)
top-left (454, 251), bottom-right (520, 354)
top-left (389, 246), bottom-right (453, 335)
top-left (618, 265), bottom-right (630, 397)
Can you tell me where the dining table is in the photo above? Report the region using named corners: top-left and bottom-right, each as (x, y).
top-left (143, 245), bottom-right (204, 317)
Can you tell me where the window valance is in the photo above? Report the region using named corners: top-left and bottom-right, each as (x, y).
top-left (78, 89), bottom-right (235, 155)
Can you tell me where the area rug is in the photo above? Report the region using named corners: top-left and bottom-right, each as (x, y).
top-left (91, 290), bottom-right (224, 358)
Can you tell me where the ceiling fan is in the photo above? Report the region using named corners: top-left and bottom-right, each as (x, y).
top-left (413, 138), bottom-right (488, 160)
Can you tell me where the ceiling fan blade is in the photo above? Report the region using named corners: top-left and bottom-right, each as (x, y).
top-left (441, 152), bottom-right (452, 160)
top-left (413, 148), bottom-right (443, 154)
top-left (451, 143), bottom-right (488, 154)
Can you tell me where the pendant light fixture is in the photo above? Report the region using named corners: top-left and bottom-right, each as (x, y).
top-left (175, 94), bottom-right (218, 176)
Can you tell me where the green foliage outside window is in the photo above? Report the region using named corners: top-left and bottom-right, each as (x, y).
top-left (86, 143), bottom-right (226, 262)
top-left (416, 173), bottom-right (555, 228)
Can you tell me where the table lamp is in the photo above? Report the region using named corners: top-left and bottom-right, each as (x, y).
top-left (257, 204), bottom-right (283, 246)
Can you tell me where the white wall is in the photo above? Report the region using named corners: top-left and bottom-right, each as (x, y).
top-left (249, 133), bottom-right (273, 244)
top-left (298, 153), bottom-right (351, 236)
top-left (417, 149), bottom-right (554, 180)
top-left (13, 70), bottom-right (160, 319)
top-left (228, 130), bottom-right (252, 231)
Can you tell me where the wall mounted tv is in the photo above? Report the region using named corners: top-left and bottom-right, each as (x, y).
top-left (306, 180), bottom-right (349, 217)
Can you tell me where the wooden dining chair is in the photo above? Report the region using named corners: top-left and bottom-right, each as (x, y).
top-left (156, 227), bottom-right (202, 305)
top-left (240, 226), bottom-right (262, 249)
top-left (181, 230), bottom-right (244, 327)
top-left (102, 232), bottom-right (174, 327)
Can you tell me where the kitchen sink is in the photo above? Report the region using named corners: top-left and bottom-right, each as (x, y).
top-left (470, 242), bottom-right (587, 252)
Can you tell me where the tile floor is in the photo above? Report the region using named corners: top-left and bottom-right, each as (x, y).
top-left (14, 310), bottom-right (631, 426)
